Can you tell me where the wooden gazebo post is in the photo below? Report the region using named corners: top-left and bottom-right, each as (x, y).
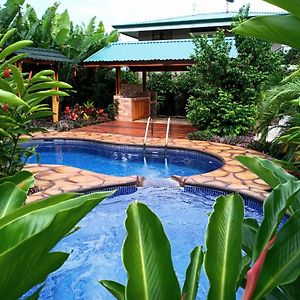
top-left (115, 67), bottom-right (121, 95)
top-left (142, 71), bottom-right (147, 91)
top-left (52, 69), bottom-right (59, 123)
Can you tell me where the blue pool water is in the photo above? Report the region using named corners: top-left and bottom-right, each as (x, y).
top-left (25, 139), bottom-right (223, 177)
top-left (34, 186), bottom-right (264, 300)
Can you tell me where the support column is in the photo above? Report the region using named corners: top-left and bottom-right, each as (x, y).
top-left (142, 71), bottom-right (147, 91)
top-left (115, 67), bottom-right (121, 95)
top-left (52, 71), bottom-right (59, 123)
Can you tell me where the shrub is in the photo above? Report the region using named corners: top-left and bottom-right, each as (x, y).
top-left (0, 29), bottom-right (72, 176)
top-left (186, 7), bottom-right (282, 137)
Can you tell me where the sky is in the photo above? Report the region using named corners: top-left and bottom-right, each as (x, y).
top-left (0, 0), bottom-right (283, 29)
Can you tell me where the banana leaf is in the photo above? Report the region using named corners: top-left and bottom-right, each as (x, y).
top-left (122, 201), bottom-right (181, 300)
top-left (205, 194), bottom-right (244, 300)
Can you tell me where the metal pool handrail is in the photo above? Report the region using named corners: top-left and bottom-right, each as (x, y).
top-left (165, 117), bottom-right (171, 149)
top-left (143, 116), bottom-right (153, 147)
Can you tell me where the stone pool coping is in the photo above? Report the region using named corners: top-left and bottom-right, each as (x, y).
top-left (26, 131), bottom-right (270, 202)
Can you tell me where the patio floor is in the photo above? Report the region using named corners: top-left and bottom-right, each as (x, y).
top-left (27, 120), bottom-right (270, 202)
top-left (71, 120), bottom-right (196, 139)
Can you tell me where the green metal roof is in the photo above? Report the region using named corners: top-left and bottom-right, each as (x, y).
top-left (16, 47), bottom-right (71, 63)
top-left (84, 38), bottom-right (237, 64)
top-left (113, 11), bottom-right (285, 30)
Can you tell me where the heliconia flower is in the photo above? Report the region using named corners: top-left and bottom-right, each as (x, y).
top-left (4, 67), bottom-right (10, 78)
top-left (28, 71), bottom-right (33, 80)
top-left (64, 106), bottom-right (70, 114)
top-left (2, 103), bottom-right (9, 112)
top-left (243, 236), bottom-right (277, 300)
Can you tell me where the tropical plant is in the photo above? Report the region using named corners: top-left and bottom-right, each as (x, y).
top-left (232, 0), bottom-right (300, 49)
top-left (0, 170), bottom-right (112, 299)
top-left (186, 13), bottom-right (282, 136)
top-left (100, 156), bottom-right (300, 299)
top-left (0, 29), bottom-right (72, 176)
top-left (0, 0), bottom-right (25, 33)
top-left (234, 0), bottom-right (300, 172)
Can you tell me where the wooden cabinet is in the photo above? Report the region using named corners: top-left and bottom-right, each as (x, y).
top-left (132, 98), bottom-right (150, 120)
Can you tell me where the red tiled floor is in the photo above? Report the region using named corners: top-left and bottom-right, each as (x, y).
top-left (72, 121), bottom-right (196, 139)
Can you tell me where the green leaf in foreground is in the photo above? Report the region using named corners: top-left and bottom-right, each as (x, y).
top-left (122, 201), bottom-right (181, 300)
top-left (254, 181), bottom-right (300, 260)
top-left (99, 280), bottom-right (125, 300)
top-left (236, 156), bottom-right (296, 188)
top-left (233, 15), bottom-right (300, 49)
top-left (205, 194), bottom-right (244, 300)
top-left (182, 246), bottom-right (204, 300)
top-left (253, 211), bottom-right (300, 299)
top-left (0, 182), bottom-right (26, 218)
top-left (0, 191), bottom-right (112, 299)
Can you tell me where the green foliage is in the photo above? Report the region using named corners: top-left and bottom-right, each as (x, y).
top-left (0, 30), bottom-right (72, 176)
top-left (100, 156), bottom-right (300, 299)
top-left (234, 1), bottom-right (300, 172)
top-left (147, 72), bottom-right (192, 116)
top-left (0, 0), bottom-right (25, 33)
top-left (205, 194), bottom-right (244, 300)
top-left (232, 0), bottom-right (300, 49)
top-left (0, 171), bottom-right (112, 299)
top-left (121, 70), bottom-right (140, 85)
top-left (187, 89), bottom-right (257, 136)
top-left (3, 2), bottom-right (118, 112)
top-left (68, 67), bottom-right (115, 111)
top-left (186, 8), bottom-right (282, 137)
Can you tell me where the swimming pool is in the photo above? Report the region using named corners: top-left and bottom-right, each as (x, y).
top-left (25, 139), bottom-right (223, 178)
top-left (33, 185), bottom-right (264, 299)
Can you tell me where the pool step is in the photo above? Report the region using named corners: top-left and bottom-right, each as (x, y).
top-left (143, 178), bottom-right (180, 188)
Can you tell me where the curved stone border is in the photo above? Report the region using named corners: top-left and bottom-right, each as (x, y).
top-left (28, 131), bottom-right (270, 202)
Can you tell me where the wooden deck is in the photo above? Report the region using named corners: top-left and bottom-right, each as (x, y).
top-left (72, 120), bottom-right (196, 139)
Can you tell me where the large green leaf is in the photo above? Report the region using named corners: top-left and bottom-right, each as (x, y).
top-left (280, 274), bottom-right (300, 299)
top-left (0, 89), bottom-right (27, 106)
top-left (99, 280), bottom-right (125, 300)
top-left (0, 53), bottom-right (28, 72)
top-left (0, 40), bottom-right (33, 61)
top-left (263, 0), bottom-right (300, 19)
top-left (205, 194), bottom-right (244, 300)
top-left (24, 90), bottom-right (69, 103)
top-left (0, 78), bottom-right (13, 93)
top-left (254, 181), bottom-right (300, 260)
top-left (233, 15), bottom-right (300, 50)
top-left (122, 201), bottom-right (181, 300)
top-left (253, 211), bottom-right (300, 299)
top-left (0, 191), bottom-right (112, 299)
top-left (0, 182), bottom-right (26, 218)
top-left (182, 246), bottom-right (204, 300)
top-left (242, 218), bottom-right (259, 257)
top-left (26, 81), bottom-right (72, 93)
top-left (0, 170), bottom-right (34, 193)
top-left (0, 128), bottom-right (12, 138)
top-left (0, 28), bottom-right (17, 48)
top-left (236, 156), bottom-right (296, 188)
top-left (0, 191), bottom-right (112, 252)
top-left (9, 64), bottom-right (25, 96)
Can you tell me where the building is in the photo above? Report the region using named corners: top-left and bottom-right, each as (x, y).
top-left (84, 11), bottom-right (283, 121)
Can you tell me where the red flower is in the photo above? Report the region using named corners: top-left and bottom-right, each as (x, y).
top-left (69, 112), bottom-right (78, 120)
top-left (64, 106), bottom-right (70, 114)
top-left (28, 71), bottom-right (33, 80)
top-left (4, 67), bottom-right (10, 78)
top-left (2, 103), bottom-right (9, 112)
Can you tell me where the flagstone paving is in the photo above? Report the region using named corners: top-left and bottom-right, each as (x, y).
top-left (27, 121), bottom-right (270, 202)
